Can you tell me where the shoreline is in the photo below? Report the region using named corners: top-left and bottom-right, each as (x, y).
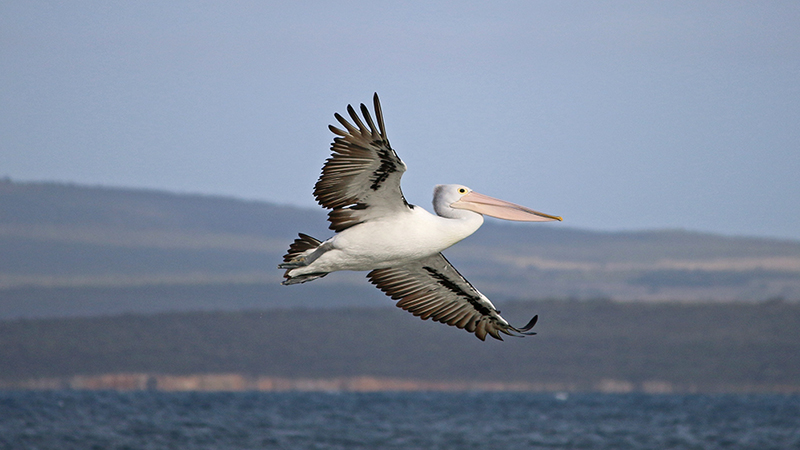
top-left (3, 373), bottom-right (799, 394)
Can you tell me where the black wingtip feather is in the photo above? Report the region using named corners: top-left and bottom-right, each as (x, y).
top-left (373, 93), bottom-right (386, 138)
top-left (347, 104), bottom-right (368, 133)
top-left (328, 124), bottom-right (347, 136)
top-left (517, 314), bottom-right (539, 335)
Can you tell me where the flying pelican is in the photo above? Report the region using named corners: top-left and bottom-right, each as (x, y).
top-left (279, 94), bottom-right (562, 340)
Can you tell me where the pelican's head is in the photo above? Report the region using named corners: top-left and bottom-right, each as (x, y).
top-left (433, 184), bottom-right (562, 222)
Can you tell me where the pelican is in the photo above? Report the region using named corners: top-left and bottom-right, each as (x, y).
top-left (279, 94), bottom-right (562, 340)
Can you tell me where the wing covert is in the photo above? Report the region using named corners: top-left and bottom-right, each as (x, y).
top-left (314, 93), bottom-right (410, 232)
top-left (367, 253), bottom-right (538, 341)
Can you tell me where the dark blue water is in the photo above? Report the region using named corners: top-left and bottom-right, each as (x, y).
top-left (1, 391), bottom-right (798, 450)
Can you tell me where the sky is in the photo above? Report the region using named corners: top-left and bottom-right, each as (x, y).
top-left (2, 1), bottom-right (799, 240)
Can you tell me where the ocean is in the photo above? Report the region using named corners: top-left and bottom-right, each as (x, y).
top-left (1, 391), bottom-right (798, 449)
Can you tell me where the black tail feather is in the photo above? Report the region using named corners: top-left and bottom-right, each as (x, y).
top-left (282, 233), bottom-right (322, 264)
top-left (279, 233), bottom-right (327, 285)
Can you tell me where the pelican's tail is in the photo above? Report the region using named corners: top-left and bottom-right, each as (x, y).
top-left (279, 233), bottom-right (328, 285)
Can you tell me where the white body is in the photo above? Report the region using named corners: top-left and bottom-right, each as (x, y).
top-left (286, 201), bottom-right (484, 276)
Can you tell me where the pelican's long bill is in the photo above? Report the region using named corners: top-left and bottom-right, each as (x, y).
top-left (451, 191), bottom-right (563, 222)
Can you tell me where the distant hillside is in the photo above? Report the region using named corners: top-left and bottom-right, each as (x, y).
top-left (2, 300), bottom-right (798, 393)
top-left (1, 180), bottom-right (799, 319)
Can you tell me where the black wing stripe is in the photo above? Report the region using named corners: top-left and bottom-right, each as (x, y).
top-left (422, 265), bottom-right (492, 317)
top-left (366, 253), bottom-right (539, 341)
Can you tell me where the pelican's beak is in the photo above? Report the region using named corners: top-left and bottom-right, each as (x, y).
top-left (451, 191), bottom-right (563, 222)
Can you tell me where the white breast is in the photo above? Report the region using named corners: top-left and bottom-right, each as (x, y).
top-left (315, 206), bottom-right (484, 272)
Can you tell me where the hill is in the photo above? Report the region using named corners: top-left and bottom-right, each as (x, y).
top-left (1, 300), bottom-right (798, 393)
top-left (2, 179), bottom-right (800, 319)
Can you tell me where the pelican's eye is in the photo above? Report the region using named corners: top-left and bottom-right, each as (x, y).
top-left (458, 188), bottom-right (467, 194)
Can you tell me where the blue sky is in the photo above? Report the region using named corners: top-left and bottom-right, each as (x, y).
top-left (2, 1), bottom-right (799, 240)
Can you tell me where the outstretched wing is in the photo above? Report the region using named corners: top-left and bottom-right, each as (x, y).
top-left (314, 93), bottom-right (411, 232)
top-left (367, 253), bottom-right (538, 341)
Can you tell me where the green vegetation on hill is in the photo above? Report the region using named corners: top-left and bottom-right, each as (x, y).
top-left (1, 300), bottom-right (798, 391)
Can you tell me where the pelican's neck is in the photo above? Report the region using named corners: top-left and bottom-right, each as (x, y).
top-left (431, 208), bottom-right (485, 250)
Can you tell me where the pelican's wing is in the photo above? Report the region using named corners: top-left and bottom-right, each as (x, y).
top-left (314, 93), bottom-right (410, 232)
top-left (367, 253), bottom-right (538, 341)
